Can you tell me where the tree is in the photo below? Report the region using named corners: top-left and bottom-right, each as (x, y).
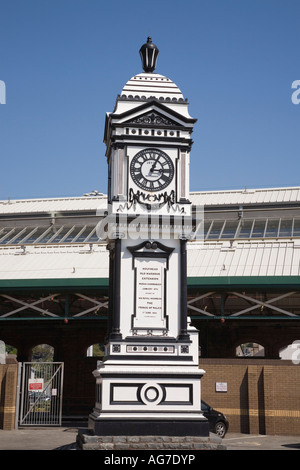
top-left (31, 344), bottom-right (54, 362)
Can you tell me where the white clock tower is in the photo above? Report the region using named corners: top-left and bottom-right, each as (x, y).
top-left (89, 37), bottom-right (209, 436)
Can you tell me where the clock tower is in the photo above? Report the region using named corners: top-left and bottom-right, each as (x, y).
top-left (89, 38), bottom-right (209, 437)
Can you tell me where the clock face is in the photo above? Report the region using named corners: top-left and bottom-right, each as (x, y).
top-left (130, 148), bottom-right (174, 192)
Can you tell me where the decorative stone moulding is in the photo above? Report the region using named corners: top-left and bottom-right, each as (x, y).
top-left (118, 94), bottom-right (188, 103)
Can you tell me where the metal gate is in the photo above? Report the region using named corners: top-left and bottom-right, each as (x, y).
top-left (18, 362), bottom-right (64, 426)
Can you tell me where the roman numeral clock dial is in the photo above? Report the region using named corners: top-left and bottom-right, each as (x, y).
top-left (130, 148), bottom-right (174, 192)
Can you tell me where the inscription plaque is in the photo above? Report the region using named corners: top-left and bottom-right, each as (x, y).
top-left (133, 257), bottom-right (167, 332)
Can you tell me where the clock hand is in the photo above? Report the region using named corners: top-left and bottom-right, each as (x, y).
top-left (150, 161), bottom-right (157, 172)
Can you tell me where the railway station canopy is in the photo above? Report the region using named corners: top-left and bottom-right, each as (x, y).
top-left (1, 186), bottom-right (300, 322)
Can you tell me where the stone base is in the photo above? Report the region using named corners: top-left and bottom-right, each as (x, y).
top-left (88, 416), bottom-right (210, 437)
top-left (76, 431), bottom-right (226, 450)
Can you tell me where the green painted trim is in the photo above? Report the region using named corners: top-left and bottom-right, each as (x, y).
top-left (191, 315), bottom-right (300, 320)
top-left (0, 275), bottom-right (299, 291)
top-left (0, 278), bottom-right (109, 290)
top-left (0, 316), bottom-right (108, 321)
top-left (187, 276), bottom-right (300, 289)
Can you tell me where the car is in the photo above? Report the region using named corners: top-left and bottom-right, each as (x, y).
top-left (201, 400), bottom-right (229, 438)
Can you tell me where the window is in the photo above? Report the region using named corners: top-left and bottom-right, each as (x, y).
top-left (238, 220), bottom-right (253, 238)
top-left (74, 227), bottom-right (93, 243)
top-left (293, 219), bottom-right (300, 237)
top-left (221, 220), bottom-right (239, 239)
top-left (251, 220), bottom-right (266, 238)
top-left (0, 224), bottom-right (99, 245)
top-left (207, 221), bottom-right (225, 239)
top-left (279, 219), bottom-right (293, 237)
top-left (1, 216), bottom-right (299, 245)
top-left (0, 228), bottom-right (15, 244)
top-left (265, 219), bottom-right (279, 238)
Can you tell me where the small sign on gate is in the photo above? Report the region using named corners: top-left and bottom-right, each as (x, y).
top-left (28, 378), bottom-right (44, 391)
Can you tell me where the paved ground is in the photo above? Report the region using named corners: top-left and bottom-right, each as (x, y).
top-left (0, 423), bottom-right (84, 450)
top-left (223, 433), bottom-right (300, 450)
top-left (0, 425), bottom-right (299, 451)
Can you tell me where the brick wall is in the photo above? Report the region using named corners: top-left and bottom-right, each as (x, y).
top-left (0, 362), bottom-right (18, 430)
top-left (1, 357), bottom-right (300, 435)
top-left (200, 358), bottom-right (300, 435)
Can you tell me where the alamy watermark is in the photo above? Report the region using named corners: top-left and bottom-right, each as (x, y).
top-left (0, 80), bottom-right (6, 104)
top-left (291, 340), bottom-right (300, 365)
top-left (0, 340), bottom-right (5, 364)
top-left (291, 80), bottom-right (300, 105)
top-left (95, 205), bottom-right (205, 242)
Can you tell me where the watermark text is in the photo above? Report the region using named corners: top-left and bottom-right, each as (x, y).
top-left (291, 80), bottom-right (300, 105)
top-left (291, 340), bottom-right (300, 364)
top-left (0, 80), bottom-right (6, 104)
top-left (95, 207), bottom-right (205, 242)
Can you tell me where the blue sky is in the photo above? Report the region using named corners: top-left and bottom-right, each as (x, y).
top-left (0, 0), bottom-right (299, 200)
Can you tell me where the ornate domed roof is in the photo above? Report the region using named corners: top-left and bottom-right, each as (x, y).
top-left (111, 38), bottom-right (191, 118)
top-left (121, 72), bottom-right (185, 102)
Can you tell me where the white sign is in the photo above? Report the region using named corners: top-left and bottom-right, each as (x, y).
top-left (133, 257), bottom-right (166, 331)
top-left (28, 378), bottom-right (44, 391)
top-left (216, 382), bottom-right (227, 392)
top-left (0, 340), bottom-right (5, 364)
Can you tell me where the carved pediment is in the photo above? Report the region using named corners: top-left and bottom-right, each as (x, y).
top-left (125, 111), bottom-right (178, 127)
